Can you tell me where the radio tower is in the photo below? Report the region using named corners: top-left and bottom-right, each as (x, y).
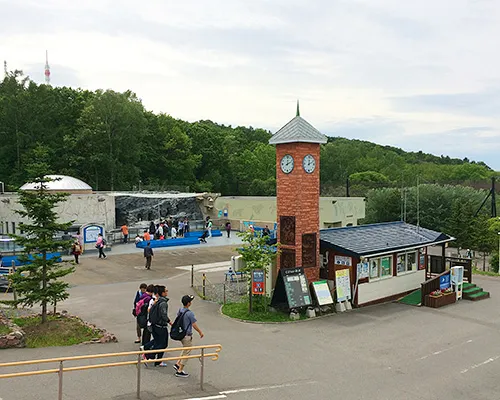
top-left (44, 50), bottom-right (50, 85)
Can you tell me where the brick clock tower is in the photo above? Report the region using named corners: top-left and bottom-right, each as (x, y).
top-left (269, 103), bottom-right (327, 283)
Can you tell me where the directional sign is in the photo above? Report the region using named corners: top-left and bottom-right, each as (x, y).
top-left (252, 269), bottom-right (265, 295)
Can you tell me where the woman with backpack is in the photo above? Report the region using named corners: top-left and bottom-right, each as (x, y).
top-left (135, 284), bottom-right (153, 344)
top-left (96, 233), bottom-right (107, 259)
top-left (71, 240), bottom-right (82, 264)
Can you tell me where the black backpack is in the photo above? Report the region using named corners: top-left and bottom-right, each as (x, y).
top-left (148, 301), bottom-right (161, 326)
top-left (170, 310), bottom-right (189, 341)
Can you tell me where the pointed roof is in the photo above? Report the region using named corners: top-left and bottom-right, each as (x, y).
top-left (269, 102), bottom-right (327, 145)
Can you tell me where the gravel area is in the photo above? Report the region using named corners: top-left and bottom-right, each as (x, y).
top-left (194, 280), bottom-right (248, 304)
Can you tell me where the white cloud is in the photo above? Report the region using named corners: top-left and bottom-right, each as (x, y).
top-left (1, 0), bottom-right (500, 169)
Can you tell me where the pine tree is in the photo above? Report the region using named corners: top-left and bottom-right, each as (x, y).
top-left (9, 145), bottom-right (75, 323)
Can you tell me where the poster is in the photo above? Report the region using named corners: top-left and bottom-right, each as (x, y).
top-left (381, 257), bottom-right (391, 277)
top-left (334, 255), bottom-right (352, 267)
top-left (335, 268), bottom-right (351, 302)
top-left (439, 274), bottom-right (451, 290)
top-left (83, 225), bottom-right (102, 243)
top-left (312, 280), bottom-right (334, 305)
top-left (357, 262), bottom-right (369, 279)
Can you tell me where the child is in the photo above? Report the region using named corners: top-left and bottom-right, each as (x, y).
top-left (133, 283), bottom-right (148, 343)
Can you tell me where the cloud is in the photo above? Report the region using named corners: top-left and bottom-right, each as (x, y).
top-left (1, 0), bottom-right (500, 170)
top-left (391, 89), bottom-right (500, 118)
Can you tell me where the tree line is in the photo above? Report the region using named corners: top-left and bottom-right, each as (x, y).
top-left (1, 71), bottom-right (497, 196)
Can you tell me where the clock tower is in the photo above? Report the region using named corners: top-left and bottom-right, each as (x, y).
top-left (269, 102), bottom-right (327, 282)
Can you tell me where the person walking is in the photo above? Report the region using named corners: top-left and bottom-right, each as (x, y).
top-left (71, 240), bottom-right (82, 264)
top-left (149, 221), bottom-right (156, 238)
top-left (145, 285), bottom-right (171, 367)
top-left (121, 224), bottom-right (129, 243)
top-left (173, 295), bottom-right (204, 378)
top-left (184, 218), bottom-right (189, 234)
top-left (96, 233), bottom-right (107, 259)
top-left (206, 218), bottom-right (213, 238)
top-left (225, 221), bottom-right (231, 238)
top-left (144, 242), bottom-right (154, 270)
top-left (139, 284), bottom-right (155, 346)
top-left (133, 283), bottom-right (147, 343)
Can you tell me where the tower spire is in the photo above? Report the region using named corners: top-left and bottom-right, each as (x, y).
top-left (296, 99), bottom-right (300, 117)
top-left (44, 50), bottom-right (50, 85)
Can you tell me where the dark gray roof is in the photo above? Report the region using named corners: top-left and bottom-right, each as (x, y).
top-left (269, 116), bottom-right (328, 145)
top-left (320, 221), bottom-right (454, 257)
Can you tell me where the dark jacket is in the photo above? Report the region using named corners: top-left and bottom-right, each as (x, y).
top-left (156, 297), bottom-right (171, 327)
top-left (144, 246), bottom-right (154, 258)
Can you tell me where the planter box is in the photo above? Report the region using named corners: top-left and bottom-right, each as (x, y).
top-left (425, 293), bottom-right (456, 308)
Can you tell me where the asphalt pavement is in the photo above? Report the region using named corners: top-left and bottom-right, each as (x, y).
top-left (1, 238), bottom-right (500, 400)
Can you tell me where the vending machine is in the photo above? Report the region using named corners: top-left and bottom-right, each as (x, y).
top-left (451, 266), bottom-right (464, 300)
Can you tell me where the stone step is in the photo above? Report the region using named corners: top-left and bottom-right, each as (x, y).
top-left (463, 287), bottom-right (482, 296)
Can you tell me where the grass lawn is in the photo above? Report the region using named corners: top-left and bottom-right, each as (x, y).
top-left (222, 302), bottom-right (305, 322)
top-left (0, 323), bottom-right (10, 335)
top-left (473, 268), bottom-right (500, 277)
top-left (13, 315), bottom-right (102, 348)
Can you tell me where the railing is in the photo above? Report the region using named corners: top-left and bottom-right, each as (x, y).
top-left (421, 271), bottom-right (448, 306)
top-left (190, 265), bottom-right (247, 304)
top-left (0, 344), bottom-right (222, 400)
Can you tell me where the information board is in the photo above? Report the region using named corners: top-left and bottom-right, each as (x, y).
top-left (311, 280), bottom-right (334, 306)
top-left (335, 268), bottom-right (351, 302)
top-left (83, 225), bottom-right (103, 243)
top-left (270, 267), bottom-right (313, 310)
top-left (251, 269), bottom-right (265, 295)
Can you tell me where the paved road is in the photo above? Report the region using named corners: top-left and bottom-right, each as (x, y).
top-left (1, 248), bottom-right (500, 399)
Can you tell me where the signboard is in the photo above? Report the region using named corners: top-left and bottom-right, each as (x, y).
top-left (418, 249), bottom-right (426, 270)
top-left (311, 280), bottom-right (334, 306)
top-left (83, 225), bottom-right (103, 243)
top-left (335, 268), bottom-right (351, 302)
top-left (357, 262), bottom-right (369, 279)
top-left (251, 269), bottom-right (265, 295)
top-left (451, 266), bottom-right (464, 300)
top-left (270, 267), bottom-right (313, 310)
top-left (334, 255), bottom-right (352, 267)
top-left (439, 273), bottom-right (451, 290)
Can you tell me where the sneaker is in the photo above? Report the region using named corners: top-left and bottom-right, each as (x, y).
top-left (158, 362), bottom-right (168, 367)
top-left (141, 354), bottom-right (149, 368)
top-left (175, 371), bottom-right (189, 378)
top-left (173, 364), bottom-right (179, 372)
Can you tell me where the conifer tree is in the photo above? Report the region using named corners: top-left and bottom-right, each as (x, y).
top-left (9, 145), bottom-right (75, 323)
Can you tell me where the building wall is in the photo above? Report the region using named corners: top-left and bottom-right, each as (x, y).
top-left (214, 196), bottom-right (365, 229)
top-left (357, 270), bottom-right (425, 305)
top-left (0, 193), bottom-right (116, 235)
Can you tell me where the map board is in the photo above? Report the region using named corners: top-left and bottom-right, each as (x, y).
top-left (311, 280), bottom-right (334, 306)
top-left (271, 267), bottom-right (313, 310)
top-left (335, 268), bottom-right (351, 302)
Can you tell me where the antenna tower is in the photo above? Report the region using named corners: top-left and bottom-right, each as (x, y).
top-left (44, 50), bottom-right (51, 85)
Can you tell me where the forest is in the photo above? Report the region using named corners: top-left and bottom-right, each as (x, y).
top-left (0, 72), bottom-right (497, 195)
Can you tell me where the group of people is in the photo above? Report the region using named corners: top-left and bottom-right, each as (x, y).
top-left (134, 218), bottom-right (190, 244)
top-left (133, 283), bottom-right (203, 378)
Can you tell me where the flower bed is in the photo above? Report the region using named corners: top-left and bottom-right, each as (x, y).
top-left (425, 288), bottom-right (456, 308)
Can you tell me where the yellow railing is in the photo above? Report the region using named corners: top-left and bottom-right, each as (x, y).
top-left (0, 344), bottom-right (222, 400)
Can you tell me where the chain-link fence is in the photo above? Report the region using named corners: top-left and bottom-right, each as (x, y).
top-left (190, 266), bottom-right (248, 304)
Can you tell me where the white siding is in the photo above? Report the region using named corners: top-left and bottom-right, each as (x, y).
top-left (357, 270), bottom-right (425, 305)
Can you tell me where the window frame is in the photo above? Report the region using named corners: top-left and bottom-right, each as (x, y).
top-left (397, 250), bottom-right (418, 275)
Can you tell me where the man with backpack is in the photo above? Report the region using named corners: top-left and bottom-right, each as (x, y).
top-left (172, 295), bottom-right (204, 378)
top-left (144, 242), bottom-right (154, 270)
top-left (144, 285), bottom-right (171, 367)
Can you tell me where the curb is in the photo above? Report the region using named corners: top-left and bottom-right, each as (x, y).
top-left (217, 304), bottom-right (338, 325)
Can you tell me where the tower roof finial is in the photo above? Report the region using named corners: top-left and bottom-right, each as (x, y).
top-left (296, 99), bottom-right (300, 117)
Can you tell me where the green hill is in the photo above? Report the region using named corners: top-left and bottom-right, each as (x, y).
top-left (0, 72), bottom-right (495, 195)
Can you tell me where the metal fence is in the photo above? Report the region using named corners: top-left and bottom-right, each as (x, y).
top-left (190, 265), bottom-right (248, 304)
top-left (0, 344), bottom-right (222, 400)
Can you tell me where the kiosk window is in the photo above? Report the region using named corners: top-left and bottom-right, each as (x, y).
top-left (368, 256), bottom-right (392, 279)
top-left (397, 251), bottom-right (417, 274)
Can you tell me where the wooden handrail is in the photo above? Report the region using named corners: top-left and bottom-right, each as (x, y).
top-left (0, 343), bottom-right (222, 399)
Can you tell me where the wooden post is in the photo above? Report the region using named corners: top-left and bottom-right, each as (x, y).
top-left (191, 264), bottom-right (194, 288)
top-left (202, 273), bottom-right (206, 298)
top-left (223, 283), bottom-right (226, 305)
top-left (249, 284), bottom-right (253, 313)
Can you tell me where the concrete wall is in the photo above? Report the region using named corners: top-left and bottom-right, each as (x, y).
top-left (0, 193), bottom-right (116, 235)
top-left (214, 196), bottom-right (365, 229)
top-left (357, 270), bottom-right (425, 305)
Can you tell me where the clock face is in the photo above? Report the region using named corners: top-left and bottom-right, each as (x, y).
top-left (280, 154), bottom-right (294, 174)
top-left (303, 154), bottom-right (316, 173)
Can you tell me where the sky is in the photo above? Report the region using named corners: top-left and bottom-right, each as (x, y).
top-left (1, 0), bottom-right (500, 170)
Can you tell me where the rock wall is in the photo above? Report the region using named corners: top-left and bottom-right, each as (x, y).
top-left (114, 194), bottom-right (205, 227)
